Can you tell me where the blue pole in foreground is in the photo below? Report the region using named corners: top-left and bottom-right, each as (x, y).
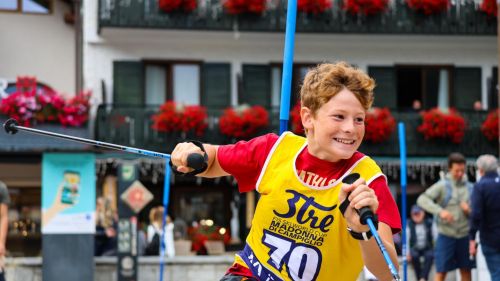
top-left (398, 122), bottom-right (408, 281)
top-left (159, 161), bottom-right (172, 281)
top-left (279, 0), bottom-right (297, 134)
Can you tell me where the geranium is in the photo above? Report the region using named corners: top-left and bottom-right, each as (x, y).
top-left (151, 101), bottom-right (208, 136)
top-left (344, 0), bottom-right (389, 15)
top-left (158, 0), bottom-right (198, 13)
top-left (223, 0), bottom-right (266, 15)
top-left (480, 0), bottom-right (497, 17)
top-left (290, 103), bottom-right (304, 135)
top-left (58, 91), bottom-right (92, 127)
top-left (364, 107), bottom-right (396, 143)
top-left (481, 109), bottom-right (498, 141)
top-left (0, 77), bottom-right (91, 127)
top-left (219, 104), bottom-right (269, 139)
top-left (406, 0), bottom-right (449, 15)
top-left (187, 220), bottom-right (230, 255)
top-left (298, 0), bottom-right (332, 14)
top-left (417, 108), bottom-right (466, 144)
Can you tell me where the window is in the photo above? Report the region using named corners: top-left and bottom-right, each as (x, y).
top-left (369, 65), bottom-right (482, 110)
top-left (144, 61), bottom-right (201, 105)
top-left (269, 63), bottom-right (316, 108)
top-left (396, 66), bottom-right (453, 110)
top-left (1, 0), bottom-right (52, 14)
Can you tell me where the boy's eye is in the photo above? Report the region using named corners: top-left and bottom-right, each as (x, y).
top-left (355, 117), bottom-right (365, 123)
top-left (333, 115), bottom-right (344, 120)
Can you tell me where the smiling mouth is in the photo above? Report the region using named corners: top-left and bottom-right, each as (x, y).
top-left (334, 138), bottom-right (356, 145)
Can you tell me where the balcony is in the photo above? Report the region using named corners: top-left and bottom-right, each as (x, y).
top-left (98, 0), bottom-right (496, 35)
top-left (95, 104), bottom-right (497, 157)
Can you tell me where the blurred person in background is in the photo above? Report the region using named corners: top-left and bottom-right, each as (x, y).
top-left (95, 196), bottom-right (117, 256)
top-left (0, 180), bottom-right (10, 281)
top-left (469, 154), bottom-right (500, 281)
top-left (407, 204), bottom-right (435, 281)
top-left (417, 152), bottom-right (474, 281)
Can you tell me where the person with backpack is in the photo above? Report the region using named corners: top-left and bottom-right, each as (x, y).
top-left (417, 152), bottom-right (474, 281)
top-left (407, 205), bottom-right (436, 281)
top-left (146, 206), bottom-right (175, 257)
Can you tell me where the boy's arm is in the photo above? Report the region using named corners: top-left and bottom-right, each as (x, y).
top-left (170, 142), bottom-right (229, 178)
top-left (361, 223), bottom-right (399, 281)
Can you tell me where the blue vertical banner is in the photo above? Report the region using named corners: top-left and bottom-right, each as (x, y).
top-left (42, 153), bottom-right (96, 234)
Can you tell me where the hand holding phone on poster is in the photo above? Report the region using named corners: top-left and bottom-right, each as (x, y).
top-left (42, 171), bottom-right (80, 227)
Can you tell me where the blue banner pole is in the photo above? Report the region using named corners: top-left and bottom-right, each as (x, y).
top-left (398, 122), bottom-right (408, 281)
top-left (279, 0), bottom-right (297, 134)
top-left (159, 158), bottom-right (172, 281)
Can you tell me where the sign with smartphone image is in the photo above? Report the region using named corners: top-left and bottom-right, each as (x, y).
top-left (42, 153), bottom-right (96, 234)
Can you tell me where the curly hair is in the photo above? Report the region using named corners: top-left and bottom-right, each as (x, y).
top-left (300, 62), bottom-right (375, 115)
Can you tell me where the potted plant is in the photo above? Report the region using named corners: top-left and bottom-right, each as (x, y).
top-left (158, 0), bottom-right (198, 13)
top-left (364, 107), bottom-right (396, 143)
top-left (219, 104), bottom-right (269, 139)
top-left (417, 108), bottom-right (466, 144)
top-left (406, 0), bottom-right (450, 15)
top-left (222, 0), bottom-right (267, 15)
top-left (151, 101), bottom-right (208, 136)
top-left (0, 76), bottom-right (91, 127)
top-left (344, 0), bottom-right (389, 16)
top-left (480, 0), bottom-right (497, 17)
top-left (298, 0), bottom-right (332, 14)
top-left (481, 109), bottom-right (498, 141)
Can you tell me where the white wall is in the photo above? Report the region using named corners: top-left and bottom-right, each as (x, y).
top-left (0, 1), bottom-right (75, 95)
top-left (83, 0), bottom-right (496, 106)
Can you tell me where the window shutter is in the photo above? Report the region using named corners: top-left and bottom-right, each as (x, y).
top-left (488, 67), bottom-right (498, 110)
top-left (113, 61), bottom-right (144, 105)
top-left (453, 67), bottom-right (481, 110)
top-left (368, 67), bottom-right (396, 108)
top-left (241, 65), bottom-right (271, 108)
top-left (201, 63), bottom-right (231, 111)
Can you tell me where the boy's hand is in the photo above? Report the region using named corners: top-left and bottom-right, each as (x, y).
top-left (171, 142), bottom-right (204, 173)
top-left (338, 177), bottom-right (379, 233)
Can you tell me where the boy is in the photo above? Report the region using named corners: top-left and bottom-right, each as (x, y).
top-left (171, 62), bottom-right (401, 281)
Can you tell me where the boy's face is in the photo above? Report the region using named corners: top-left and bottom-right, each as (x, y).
top-left (301, 88), bottom-right (365, 162)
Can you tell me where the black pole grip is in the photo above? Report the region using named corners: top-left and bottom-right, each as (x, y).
top-left (341, 173), bottom-right (374, 225)
top-left (187, 153), bottom-right (206, 171)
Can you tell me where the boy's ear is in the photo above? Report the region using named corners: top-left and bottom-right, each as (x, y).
top-left (300, 107), bottom-right (313, 130)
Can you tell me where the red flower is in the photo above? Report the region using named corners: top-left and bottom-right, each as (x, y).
top-left (223, 0), bottom-right (266, 15)
top-left (151, 101), bottom-right (208, 136)
top-left (406, 0), bottom-right (449, 15)
top-left (481, 109), bottom-right (498, 141)
top-left (417, 108), bottom-right (466, 144)
top-left (290, 103), bottom-right (304, 135)
top-left (480, 0), bottom-right (497, 17)
top-left (0, 76), bottom-right (91, 127)
top-left (298, 0), bottom-right (332, 14)
top-left (364, 107), bottom-right (396, 143)
top-left (344, 0), bottom-right (388, 15)
top-left (158, 0), bottom-right (197, 13)
top-left (219, 105), bottom-right (269, 139)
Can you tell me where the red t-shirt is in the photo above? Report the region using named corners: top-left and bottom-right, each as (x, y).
top-left (218, 133), bottom-right (401, 233)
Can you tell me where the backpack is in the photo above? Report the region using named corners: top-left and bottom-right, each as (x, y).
top-left (439, 179), bottom-right (473, 208)
top-left (145, 232), bottom-right (160, 256)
